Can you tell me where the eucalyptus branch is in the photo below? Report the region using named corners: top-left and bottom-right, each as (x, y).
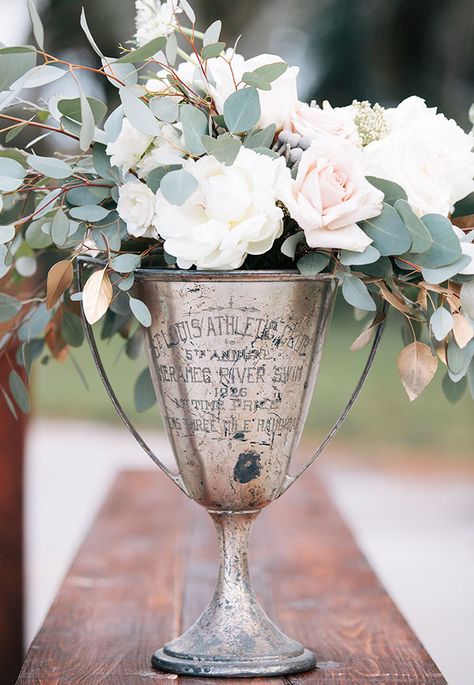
top-left (0, 114), bottom-right (79, 142)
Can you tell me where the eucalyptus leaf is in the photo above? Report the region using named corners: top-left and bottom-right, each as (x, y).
top-left (0, 225), bottom-right (15, 244)
top-left (203, 20), bottom-right (222, 46)
top-left (415, 214), bottom-right (462, 268)
top-left (27, 154), bottom-right (73, 180)
top-left (61, 310), bottom-right (84, 347)
top-left (129, 296), bottom-right (152, 327)
top-left (0, 46), bottom-right (36, 92)
top-left (430, 307), bottom-right (453, 341)
top-left (111, 253), bottom-right (141, 273)
top-left (359, 203), bottom-right (412, 256)
top-left (160, 169), bottom-right (198, 205)
top-left (116, 36), bottom-right (167, 63)
top-left (244, 124), bottom-right (276, 150)
top-left (342, 274), bottom-right (377, 311)
top-left (150, 96), bottom-right (179, 123)
top-left (25, 219), bottom-right (52, 249)
top-left (80, 8), bottom-right (104, 58)
top-left (421, 254), bottom-right (472, 285)
top-left (0, 158), bottom-right (26, 192)
top-left (79, 87), bottom-right (95, 151)
top-left (180, 0), bottom-right (196, 23)
top-left (202, 43), bottom-right (226, 60)
top-left (35, 188), bottom-right (63, 219)
top-left (102, 58), bottom-right (138, 87)
top-left (58, 97), bottom-right (107, 126)
top-left (461, 281), bottom-right (474, 319)
top-left (297, 251), bottom-right (330, 276)
top-left (395, 199), bottom-right (432, 254)
top-left (51, 208), bottom-right (70, 247)
top-left (12, 65), bottom-right (66, 89)
top-left (92, 143), bottom-right (119, 182)
top-left (146, 164), bottom-right (181, 193)
top-left (134, 367), bottom-right (156, 413)
top-left (18, 304), bottom-right (50, 342)
top-left (202, 134), bottom-right (241, 165)
top-left (281, 231), bottom-right (304, 260)
top-left (442, 373), bottom-right (467, 403)
top-left (340, 245), bottom-right (380, 266)
top-left (120, 87), bottom-right (161, 136)
top-left (69, 205), bottom-right (110, 222)
top-left (166, 33), bottom-right (178, 65)
top-left (366, 176), bottom-right (407, 205)
top-left (118, 272), bottom-right (135, 291)
top-left (223, 87), bottom-right (261, 134)
top-left (27, 0), bottom-right (44, 50)
top-left (0, 293), bottom-right (22, 323)
top-left (180, 104), bottom-right (208, 155)
top-left (9, 370), bottom-right (30, 413)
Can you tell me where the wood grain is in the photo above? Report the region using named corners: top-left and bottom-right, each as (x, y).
top-left (16, 470), bottom-right (446, 684)
top-left (0, 354), bottom-right (26, 685)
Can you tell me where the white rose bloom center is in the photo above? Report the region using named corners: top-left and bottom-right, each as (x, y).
top-left (153, 148), bottom-right (292, 270)
top-left (117, 181), bottom-right (157, 238)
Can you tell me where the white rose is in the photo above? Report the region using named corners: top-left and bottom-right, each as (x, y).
top-left (137, 124), bottom-right (185, 178)
top-left (117, 181), bottom-right (157, 238)
top-left (106, 118), bottom-right (153, 172)
top-left (281, 135), bottom-right (383, 252)
top-left (363, 99), bottom-right (474, 216)
top-left (208, 52), bottom-right (299, 131)
top-left (290, 100), bottom-right (360, 146)
top-left (153, 147), bottom-right (292, 269)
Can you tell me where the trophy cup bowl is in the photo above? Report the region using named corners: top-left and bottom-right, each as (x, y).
top-left (78, 260), bottom-right (385, 677)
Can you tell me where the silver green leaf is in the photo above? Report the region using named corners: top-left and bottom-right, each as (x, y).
top-left (415, 214), bottom-right (463, 269)
top-left (297, 251), bottom-right (330, 275)
top-left (0, 46), bottom-right (37, 92)
top-left (9, 369), bottom-right (30, 413)
top-left (150, 96), bottom-right (179, 123)
top-left (111, 253), bottom-right (141, 273)
top-left (160, 169), bottom-right (198, 206)
top-left (134, 367), bottom-right (156, 413)
top-left (61, 310), bottom-right (84, 348)
top-left (0, 158), bottom-right (26, 192)
top-left (116, 37), bottom-right (167, 64)
top-left (129, 296), bottom-right (152, 327)
top-left (281, 231), bottom-right (304, 260)
top-left (80, 8), bottom-right (104, 58)
top-left (342, 274), bottom-right (377, 311)
top-left (27, 0), bottom-right (44, 50)
top-left (0, 293), bottom-right (22, 323)
top-left (202, 134), bottom-right (241, 165)
top-left (223, 87), bottom-right (261, 134)
top-left (120, 87), bottom-right (161, 136)
top-left (366, 176), bottom-right (407, 205)
top-left (51, 208), bottom-right (70, 247)
top-left (421, 254), bottom-right (472, 285)
top-left (430, 307), bottom-right (454, 342)
top-left (203, 20), bottom-right (222, 46)
top-left (395, 199), bottom-right (432, 254)
top-left (359, 203), bottom-right (412, 256)
top-left (340, 245), bottom-right (380, 266)
top-left (27, 154), bottom-right (73, 180)
top-left (0, 225), bottom-right (15, 244)
top-left (180, 104), bottom-right (208, 155)
top-left (69, 205), bottom-right (110, 222)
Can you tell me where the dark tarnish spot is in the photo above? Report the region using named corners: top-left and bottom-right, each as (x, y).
top-left (233, 452), bottom-right (261, 484)
top-left (233, 432), bottom-right (246, 441)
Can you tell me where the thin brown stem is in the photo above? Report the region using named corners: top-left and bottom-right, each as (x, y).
top-left (0, 114), bottom-right (79, 142)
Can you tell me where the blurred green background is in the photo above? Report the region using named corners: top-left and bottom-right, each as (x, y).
top-left (12, 0), bottom-right (474, 458)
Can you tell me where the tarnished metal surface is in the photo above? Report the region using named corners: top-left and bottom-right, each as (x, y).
top-left (139, 272), bottom-right (336, 511)
top-left (137, 271), bottom-right (334, 676)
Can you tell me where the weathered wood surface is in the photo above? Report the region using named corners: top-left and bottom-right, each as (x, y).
top-left (0, 354), bottom-right (25, 685)
top-left (16, 470), bottom-right (446, 684)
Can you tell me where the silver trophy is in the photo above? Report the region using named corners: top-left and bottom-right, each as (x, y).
top-left (78, 260), bottom-right (385, 677)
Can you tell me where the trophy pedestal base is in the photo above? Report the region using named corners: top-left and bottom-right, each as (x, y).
top-left (152, 646), bottom-right (316, 677)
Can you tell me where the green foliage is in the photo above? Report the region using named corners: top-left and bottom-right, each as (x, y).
top-left (223, 88), bottom-right (261, 134)
top-left (160, 169), bottom-right (198, 205)
top-left (342, 273), bottom-right (377, 311)
top-left (296, 251), bottom-right (330, 275)
top-left (359, 203), bottom-right (412, 256)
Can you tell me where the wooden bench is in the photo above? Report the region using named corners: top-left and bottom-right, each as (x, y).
top-left (16, 470), bottom-right (446, 684)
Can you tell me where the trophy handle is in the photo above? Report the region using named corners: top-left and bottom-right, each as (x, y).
top-left (76, 258), bottom-right (189, 497)
top-left (278, 300), bottom-right (388, 497)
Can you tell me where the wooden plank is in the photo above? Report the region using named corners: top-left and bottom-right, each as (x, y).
top-left (0, 354), bottom-right (26, 685)
top-left (16, 470), bottom-right (446, 684)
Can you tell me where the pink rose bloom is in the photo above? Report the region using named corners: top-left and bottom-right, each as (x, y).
top-left (281, 136), bottom-right (384, 252)
top-left (290, 101), bottom-right (360, 146)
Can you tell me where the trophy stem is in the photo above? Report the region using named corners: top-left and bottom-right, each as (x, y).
top-left (152, 510), bottom-right (316, 677)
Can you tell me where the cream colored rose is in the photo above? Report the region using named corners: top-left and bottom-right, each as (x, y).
top-left (153, 148), bottom-right (291, 269)
top-left (281, 136), bottom-right (384, 252)
top-left (290, 101), bottom-right (360, 145)
top-left (363, 98), bottom-right (474, 216)
top-left (106, 118), bottom-right (153, 172)
top-left (137, 124), bottom-right (185, 178)
top-left (208, 52), bottom-right (299, 131)
top-left (117, 181), bottom-right (157, 238)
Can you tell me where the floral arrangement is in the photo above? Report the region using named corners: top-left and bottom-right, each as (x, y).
top-left (1, 0), bottom-right (474, 415)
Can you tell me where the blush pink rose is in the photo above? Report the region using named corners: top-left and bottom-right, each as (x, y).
top-left (290, 100), bottom-right (360, 146)
top-left (281, 136), bottom-right (384, 252)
